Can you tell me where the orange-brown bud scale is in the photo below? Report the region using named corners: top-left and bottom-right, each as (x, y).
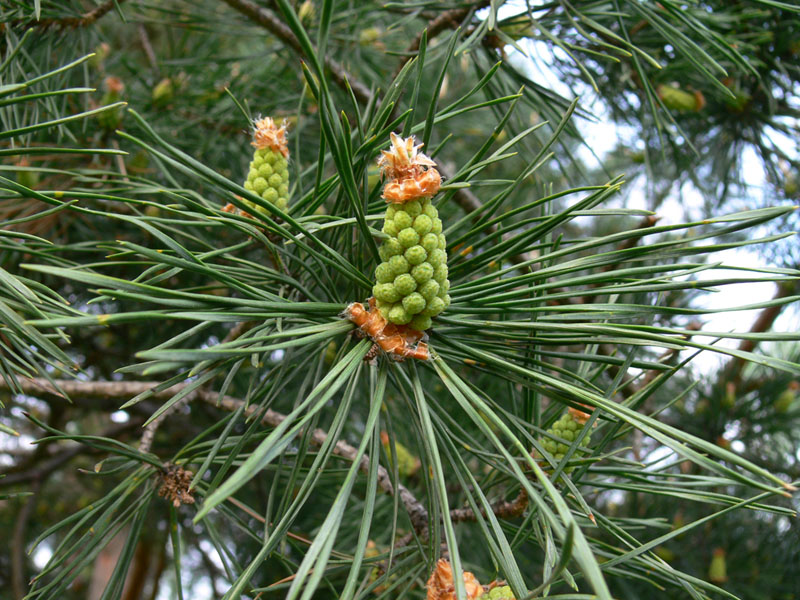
top-left (426, 559), bottom-right (484, 600)
top-left (568, 404), bottom-right (593, 424)
top-left (378, 132), bottom-right (441, 203)
top-left (251, 116), bottom-right (289, 157)
top-left (345, 298), bottom-right (429, 361)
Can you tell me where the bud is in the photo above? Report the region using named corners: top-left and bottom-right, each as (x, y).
top-left (15, 157), bottom-right (39, 190)
top-left (298, 0), bottom-right (315, 26)
top-left (89, 42), bottom-right (111, 71)
top-left (152, 77), bottom-right (175, 108)
top-left (359, 27), bottom-right (382, 46)
top-left (486, 585), bottom-right (515, 600)
top-left (708, 548), bottom-right (727, 583)
top-left (97, 76), bottom-right (125, 131)
top-left (538, 410), bottom-right (593, 474)
top-left (723, 381), bottom-right (736, 408)
top-left (775, 381), bottom-right (798, 413)
top-left (426, 559), bottom-right (484, 600)
top-left (324, 340), bottom-right (337, 366)
top-left (657, 84), bottom-right (705, 112)
top-left (381, 431), bottom-right (421, 478)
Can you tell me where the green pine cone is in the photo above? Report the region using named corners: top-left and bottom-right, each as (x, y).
top-left (374, 198), bottom-right (450, 330)
top-left (541, 411), bottom-right (592, 473)
top-left (487, 585), bottom-right (515, 600)
top-left (242, 147), bottom-right (290, 214)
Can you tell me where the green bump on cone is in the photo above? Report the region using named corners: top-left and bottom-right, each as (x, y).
top-left (405, 245), bottom-right (427, 265)
top-left (243, 146), bottom-right (290, 216)
top-left (411, 263), bottom-right (433, 284)
top-left (389, 255), bottom-right (410, 276)
top-left (375, 263), bottom-right (395, 283)
top-left (487, 586), bottom-right (515, 600)
top-left (421, 232), bottom-right (439, 253)
top-left (372, 197), bottom-right (450, 331)
top-left (394, 274), bottom-right (416, 296)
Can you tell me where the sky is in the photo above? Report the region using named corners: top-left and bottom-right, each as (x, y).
top-left (493, 5), bottom-right (799, 375)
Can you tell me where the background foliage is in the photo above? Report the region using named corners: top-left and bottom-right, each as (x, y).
top-left (1, 1), bottom-right (799, 599)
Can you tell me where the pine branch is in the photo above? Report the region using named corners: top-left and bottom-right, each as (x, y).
top-left (0, 377), bottom-right (430, 533)
top-left (218, 0), bottom-right (373, 105)
top-left (725, 282), bottom-right (798, 385)
top-left (450, 487), bottom-right (528, 522)
top-left (12, 480), bottom-right (40, 600)
top-left (0, 0), bottom-right (127, 32)
top-left (393, 2), bottom-right (492, 77)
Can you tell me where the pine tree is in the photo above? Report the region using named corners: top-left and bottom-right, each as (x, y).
top-left (1, 2), bottom-right (799, 600)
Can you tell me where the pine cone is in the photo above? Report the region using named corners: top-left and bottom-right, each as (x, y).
top-left (539, 411), bottom-right (593, 474)
top-left (373, 133), bottom-right (450, 332)
top-left (241, 116), bottom-right (290, 214)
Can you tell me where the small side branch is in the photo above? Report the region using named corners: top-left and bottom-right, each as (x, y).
top-left (1, 0), bottom-right (127, 32)
top-left (1, 377), bottom-right (430, 534)
top-left (450, 487), bottom-right (528, 523)
top-left (725, 282), bottom-right (797, 385)
top-left (394, 2), bottom-right (492, 77)
top-left (218, 0), bottom-right (373, 106)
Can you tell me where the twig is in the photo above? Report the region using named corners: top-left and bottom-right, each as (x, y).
top-left (218, 0), bottom-right (373, 106)
top-left (725, 282), bottom-right (797, 385)
top-left (138, 395), bottom-right (191, 454)
top-left (11, 480), bottom-right (40, 600)
top-left (0, 377), bottom-right (430, 534)
top-left (449, 487), bottom-right (528, 523)
top-left (393, 2), bottom-right (492, 78)
top-left (1, 0), bottom-right (127, 32)
top-left (138, 23), bottom-right (160, 75)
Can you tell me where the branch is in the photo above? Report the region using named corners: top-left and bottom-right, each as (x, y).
top-left (725, 282), bottom-right (798, 385)
top-left (394, 2), bottom-right (492, 77)
top-left (218, 0), bottom-right (373, 106)
top-left (0, 377), bottom-right (430, 534)
top-left (449, 487), bottom-right (528, 523)
top-left (11, 480), bottom-right (40, 600)
top-left (1, 0), bottom-right (127, 32)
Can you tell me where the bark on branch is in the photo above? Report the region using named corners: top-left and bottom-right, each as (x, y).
top-left (725, 282), bottom-right (798, 386)
top-left (1, 0), bottom-right (127, 32)
top-left (0, 377), bottom-right (430, 533)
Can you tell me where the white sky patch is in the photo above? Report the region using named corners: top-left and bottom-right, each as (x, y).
top-left (110, 410), bottom-right (130, 423)
top-left (32, 545), bottom-right (53, 570)
top-left (479, 5), bottom-right (798, 380)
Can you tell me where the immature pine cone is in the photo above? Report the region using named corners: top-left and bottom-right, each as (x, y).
top-left (540, 411), bottom-right (592, 473)
top-left (242, 116), bottom-right (290, 213)
top-left (372, 133), bottom-right (450, 332)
